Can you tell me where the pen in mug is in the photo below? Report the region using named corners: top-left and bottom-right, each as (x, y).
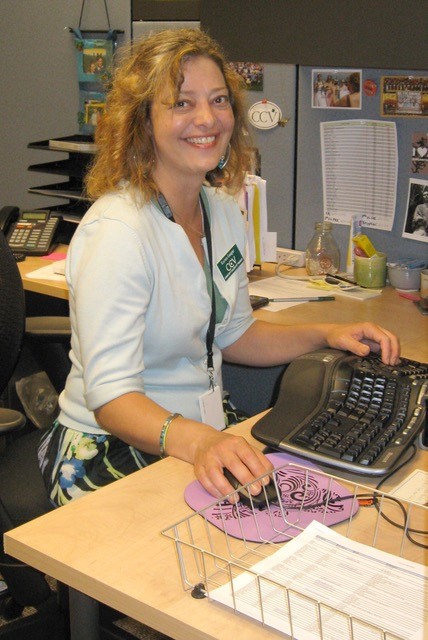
top-left (269, 296), bottom-right (335, 302)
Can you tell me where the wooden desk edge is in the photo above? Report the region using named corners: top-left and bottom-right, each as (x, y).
top-left (4, 413), bottom-right (427, 640)
top-left (18, 244), bottom-right (69, 300)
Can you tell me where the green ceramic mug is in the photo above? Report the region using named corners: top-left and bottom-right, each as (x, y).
top-left (354, 252), bottom-right (387, 288)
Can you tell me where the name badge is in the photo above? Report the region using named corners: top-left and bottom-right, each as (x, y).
top-left (217, 244), bottom-right (244, 281)
top-left (199, 385), bottom-right (226, 431)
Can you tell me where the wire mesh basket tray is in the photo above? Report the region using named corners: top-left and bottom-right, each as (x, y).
top-left (162, 460), bottom-right (427, 640)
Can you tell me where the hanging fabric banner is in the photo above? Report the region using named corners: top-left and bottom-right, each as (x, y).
top-left (70, 1), bottom-right (118, 134)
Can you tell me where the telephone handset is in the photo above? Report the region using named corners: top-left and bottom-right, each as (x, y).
top-left (0, 206), bottom-right (60, 256)
top-left (0, 206), bottom-right (19, 234)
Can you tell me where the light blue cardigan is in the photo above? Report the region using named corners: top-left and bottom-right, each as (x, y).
top-left (58, 185), bottom-right (254, 434)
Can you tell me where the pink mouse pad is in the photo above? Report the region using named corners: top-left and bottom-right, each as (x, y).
top-left (184, 452), bottom-right (359, 543)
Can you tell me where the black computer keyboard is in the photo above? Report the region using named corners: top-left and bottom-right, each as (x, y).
top-left (251, 348), bottom-right (428, 476)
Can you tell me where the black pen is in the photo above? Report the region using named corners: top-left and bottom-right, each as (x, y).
top-left (325, 274), bottom-right (364, 287)
top-left (269, 296), bottom-right (335, 302)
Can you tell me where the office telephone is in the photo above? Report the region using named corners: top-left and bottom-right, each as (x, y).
top-left (0, 206), bottom-right (60, 256)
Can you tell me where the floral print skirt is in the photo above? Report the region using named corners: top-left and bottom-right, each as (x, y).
top-left (37, 394), bottom-right (248, 508)
top-left (37, 421), bottom-right (159, 507)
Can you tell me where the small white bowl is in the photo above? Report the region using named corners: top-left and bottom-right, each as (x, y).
top-left (387, 264), bottom-right (425, 290)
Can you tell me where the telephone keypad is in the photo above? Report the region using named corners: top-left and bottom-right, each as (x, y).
top-left (8, 215), bottom-right (59, 255)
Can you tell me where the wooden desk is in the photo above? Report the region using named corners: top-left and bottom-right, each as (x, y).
top-left (4, 283), bottom-right (428, 640)
top-left (4, 417), bottom-right (427, 640)
top-left (19, 257), bottom-right (428, 363)
top-left (18, 244), bottom-right (69, 300)
top-left (251, 265), bottom-right (428, 364)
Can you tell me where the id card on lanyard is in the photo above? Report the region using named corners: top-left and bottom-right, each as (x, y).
top-left (158, 193), bottom-right (225, 430)
top-left (198, 197), bottom-right (225, 430)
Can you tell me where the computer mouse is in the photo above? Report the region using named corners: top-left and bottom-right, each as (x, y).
top-left (223, 468), bottom-right (279, 509)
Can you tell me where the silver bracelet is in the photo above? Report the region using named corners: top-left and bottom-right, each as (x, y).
top-left (159, 413), bottom-right (182, 458)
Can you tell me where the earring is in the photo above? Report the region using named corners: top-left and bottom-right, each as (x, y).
top-left (217, 143), bottom-right (231, 170)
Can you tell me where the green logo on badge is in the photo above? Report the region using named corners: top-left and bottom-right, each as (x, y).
top-left (217, 244), bottom-right (244, 281)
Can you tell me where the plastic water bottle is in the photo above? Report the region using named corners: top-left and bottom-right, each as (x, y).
top-left (305, 221), bottom-right (340, 275)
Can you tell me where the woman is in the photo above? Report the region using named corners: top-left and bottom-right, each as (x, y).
top-left (333, 72), bottom-right (360, 108)
top-left (38, 29), bottom-right (400, 507)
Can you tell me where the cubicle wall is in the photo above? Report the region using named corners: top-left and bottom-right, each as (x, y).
top-left (132, 0), bottom-right (199, 39)
top-left (244, 65), bottom-right (297, 251)
top-left (2, 0), bottom-right (427, 268)
top-left (0, 0), bottom-right (131, 213)
top-left (295, 66), bottom-right (428, 265)
top-left (200, 0), bottom-right (428, 265)
top-left (133, 2), bottom-right (427, 264)
top-left (131, 1), bottom-right (297, 250)
top-left (242, 62), bottom-right (428, 265)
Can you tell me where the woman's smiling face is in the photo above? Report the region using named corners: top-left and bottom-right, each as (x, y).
top-left (150, 55), bottom-right (235, 186)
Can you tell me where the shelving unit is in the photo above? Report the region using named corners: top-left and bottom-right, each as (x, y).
top-left (27, 137), bottom-right (95, 221)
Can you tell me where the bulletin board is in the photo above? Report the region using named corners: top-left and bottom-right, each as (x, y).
top-left (294, 66), bottom-right (428, 265)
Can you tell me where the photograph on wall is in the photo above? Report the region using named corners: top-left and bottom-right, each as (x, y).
top-left (402, 178), bottom-right (428, 241)
top-left (230, 62), bottom-right (264, 91)
top-left (411, 132), bottom-right (428, 175)
top-left (381, 76), bottom-right (428, 117)
top-left (75, 37), bottom-right (114, 83)
top-left (312, 69), bottom-right (362, 109)
top-left (78, 90), bottom-right (106, 134)
top-left (84, 100), bottom-right (105, 127)
top-left (83, 46), bottom-right (108, 75)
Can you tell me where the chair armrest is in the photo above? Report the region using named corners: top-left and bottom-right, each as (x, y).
top-left (0, 409), bottom-right (26, 453)
top-left (0, 409), bottom-right (26, 434)
top-left (25, 316), bottom-right (71, 343)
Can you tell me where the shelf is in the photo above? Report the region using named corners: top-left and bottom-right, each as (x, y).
top-left (28, 136), bottom-right (96, 154)
top-left (28, 157), bottom-right (92, 179)
top-left (29, 181), bottom-right (88, 202)
top-left (28, 137), bottom-right (92, 224)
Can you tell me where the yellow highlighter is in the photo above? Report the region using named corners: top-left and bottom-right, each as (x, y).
top-left (352, 233), bottom-right (378, 257)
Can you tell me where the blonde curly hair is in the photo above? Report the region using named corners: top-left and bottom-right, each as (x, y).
top-left (85, 29), bottom-right (252, 202)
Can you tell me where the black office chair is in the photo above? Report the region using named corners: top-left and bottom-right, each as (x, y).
top-left (0, 231), bottom-right (146, 639)
top-left (0, 229), bottom-right (71, 637)
top-left (0, 226), bottom-right (71, 440)
top-left (0, 231), bottom-right (27, 447)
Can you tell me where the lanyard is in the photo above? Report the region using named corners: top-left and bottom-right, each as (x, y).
top-left (158, 193), bottom-right (216, 389)
top-left (201, 198), bottom-right (216, 389)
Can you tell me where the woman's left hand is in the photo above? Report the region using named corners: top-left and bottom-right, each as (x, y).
top-left (325, 322), bottom-right (400, 365)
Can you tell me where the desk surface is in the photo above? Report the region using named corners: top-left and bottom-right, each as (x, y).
top-left (4, 417), bottom-right (427, 640)
top-left (5, 274), bottom-right (428, 640)
top-left (20, 256), bottom-right (428, 364)
top-left (19, 244), bottom-right (69, 300)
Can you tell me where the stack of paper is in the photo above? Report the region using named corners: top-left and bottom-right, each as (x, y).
top-left (249, 276), bottom-right (382, 311)
top-left (250, 276), bottom-right (382, 309)
top-left (237, 174), bottom-right (277, 270)
top-left (26, 260), bottom-right (66, 281)
top-left (210, 520), bottom-right (426, 640)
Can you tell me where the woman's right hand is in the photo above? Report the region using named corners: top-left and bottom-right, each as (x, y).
top-left (191, 428), bottom-right (274, 501)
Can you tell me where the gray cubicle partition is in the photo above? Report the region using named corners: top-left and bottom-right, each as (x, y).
top-left (131, 0), bottom-right (200, 40)
top-left (201, 0), bottom-right (428, 264)
top-left (200, 1), bottom-right (426, 70)
top-left (245, 64), bottom-right (297, 251)
top-left (295, 67), bottom-right (428, 265)
top-left (131, 3), bottom-right (297, 250)
top-left (240, 64), bottom-right (428, 266)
